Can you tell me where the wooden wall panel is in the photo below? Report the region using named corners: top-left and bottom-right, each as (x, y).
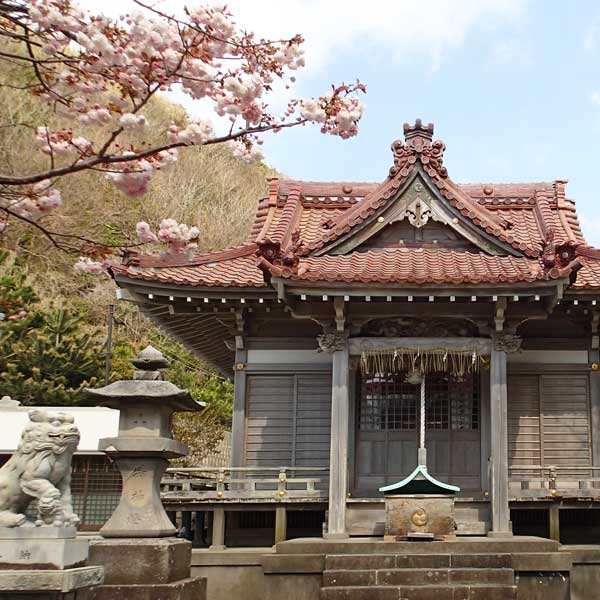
top-left (541, 374), bottom-right (591, 471)
top-left (245, 375), bottom-right (294, 466)
top-left (507, 375), bottom-right (542, 470)
top-left (295, 373), bottom-right (332, 468)
top-left (508, 372), bottom-right (592, 477)
top-left (244, 372), bottom-right (332, 469)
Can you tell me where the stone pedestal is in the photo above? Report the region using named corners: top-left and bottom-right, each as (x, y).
top-left (0, 566), bottom-right (104, 599)
top-left (0, 527), bottom-right (103, 599)
top-left (81, 538), bottom-right (205, 600)
top-left (0, 526), bottom-right (88, 570)
top-left (384, 494), bottom-right (456, 539)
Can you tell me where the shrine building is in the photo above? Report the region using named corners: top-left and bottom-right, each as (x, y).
top-left (112, 120), bottom-right (600, 545)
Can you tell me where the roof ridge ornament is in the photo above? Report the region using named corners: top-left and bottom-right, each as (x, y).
top-left (403, 118), bottom-right (434, 142)
top-left (389, 119), bottom-right (447, 180)
top-left (256, 230), bottom-right (305, 282)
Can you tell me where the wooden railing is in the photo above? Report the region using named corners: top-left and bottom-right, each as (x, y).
top-left (162, 466), bottom-right (329, 501)
top-left (509, 465), bottom-right (600, 497)
top-left (161, 466), bottom-right (329, 548)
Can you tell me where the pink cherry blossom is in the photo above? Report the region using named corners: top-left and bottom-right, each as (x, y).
top-left (228, 140), bottom-right (265, 163)
top-left (0, 0), bottom-right (365, 269)
top-left (136, 221), bottom-right (158, 243)
top-left (73, 256), bottom-right (106, 274)
top-left (119, 113), bottom-right (147, 131)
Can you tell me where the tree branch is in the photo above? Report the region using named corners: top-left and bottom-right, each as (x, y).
top-left (0, 119), bottom-right (308, 185)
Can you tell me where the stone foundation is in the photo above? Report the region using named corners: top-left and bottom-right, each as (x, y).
top-left (192, 536), bottom-right (576, 600)
top-left (0, 566), bottom-right (104, 599)
top-left (84, 538), bottom-right (206, 600)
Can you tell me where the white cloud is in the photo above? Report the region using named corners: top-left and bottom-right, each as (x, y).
top-left (78, 0), bottom-right (526, 73)
top-left (489, 38), bottom-right (532, 68)
top-left (590, 91), bottom-right (600, 107)
top-left (75, 0), bottom-right (527, 134)
top-left (585, 15), bottom-right (600, 52)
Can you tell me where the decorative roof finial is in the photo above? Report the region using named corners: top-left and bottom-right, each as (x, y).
top-left (132, 345), bottom-right (168, 370)
top-left (389, 120), bottom-right (446, 179)
top-left (403, 119), bottom-right (434, 143)
top-left (131, 345), bottom-right (169, 381)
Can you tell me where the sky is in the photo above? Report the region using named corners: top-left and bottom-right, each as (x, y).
top-left (80, 0), bottom-right (600, 245)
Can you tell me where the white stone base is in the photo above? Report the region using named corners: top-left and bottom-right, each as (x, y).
top-left (0, 537), bottom-right (89, 569)
top-left (0, 525), bottom-right (77, 539)
top-left (0, 566), bottom-right (104, 592)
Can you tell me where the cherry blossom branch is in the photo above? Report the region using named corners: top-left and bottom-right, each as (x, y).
top-left (0, 0), bottom-right (366, 270)
top-left (1, 204), bottom-right (143, 253)
top-left (0, 119), bottom-right (309, 185)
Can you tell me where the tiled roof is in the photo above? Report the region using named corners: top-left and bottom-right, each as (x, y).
top-left (574, 258), bottom-right (600, 289)
top-left (290, 249), bottom-right (549, 285)
top-left (113, 243), bottom-right (267, 288)
top-left (115, 122), bottom-right (600, 291)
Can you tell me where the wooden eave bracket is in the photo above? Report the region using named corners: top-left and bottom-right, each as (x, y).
top-left (494, 297), bottom-right (507, 332)
top-left (334, 296), bottom-right (346, 332)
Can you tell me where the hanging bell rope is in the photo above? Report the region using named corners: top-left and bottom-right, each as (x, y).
top-left (360, 347), bottom-right (484, 376)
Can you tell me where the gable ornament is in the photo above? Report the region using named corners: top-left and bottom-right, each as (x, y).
top-left (399, 196), bottom-right (434, 228)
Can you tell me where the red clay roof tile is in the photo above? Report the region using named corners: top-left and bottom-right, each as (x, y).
top-left (116, 122), bottom-right (600, 291)
top-left (289, 249), bottom-right (547, 285)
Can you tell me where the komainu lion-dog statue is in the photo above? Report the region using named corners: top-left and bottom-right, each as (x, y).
top-left (0, 410), bottom-right (80, 528)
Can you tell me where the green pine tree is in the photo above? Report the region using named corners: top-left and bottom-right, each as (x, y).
top-left (0, 251), bottom-right (104, 405)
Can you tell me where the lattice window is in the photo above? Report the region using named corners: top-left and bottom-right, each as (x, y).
top-left (450, 373), bottom-right (479, 431)
top-left (17, 455), bottom-right (121, 530)
top-left (359, 371), bottom-right (479, 432)
top-left (71, 456), bottom-right (122, 529)
top-left (359, 372), bottom-right (418, 431)
top-left (426, 373), bottom-right (449, 430)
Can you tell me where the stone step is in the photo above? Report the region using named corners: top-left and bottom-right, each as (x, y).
top-left (323, 568), bottom-right (514, 587)
top-left (280, 537), bottom-right (559, 556)
top-left (320, 584), bottom-right (517, 600)
top-left (325, 553), bottom-right (512, 570)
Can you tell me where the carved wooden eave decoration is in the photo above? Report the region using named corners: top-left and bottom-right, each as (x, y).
top-left (311, 120), bottom-right (537, 259)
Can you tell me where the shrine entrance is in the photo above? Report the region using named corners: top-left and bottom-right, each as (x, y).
top-left (353, 369), bottom-right (482, 496)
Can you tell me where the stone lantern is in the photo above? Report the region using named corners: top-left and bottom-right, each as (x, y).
top-left (85, 345), bottom-right (203, 538)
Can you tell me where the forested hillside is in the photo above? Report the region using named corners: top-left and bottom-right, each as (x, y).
top-left (0, 58), bottom-right (275, 461)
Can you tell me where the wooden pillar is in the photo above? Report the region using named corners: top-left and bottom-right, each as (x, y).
top-left (193, 511), bottom-right (205, 547)
top-left (489, 342), bottom-right (512, 537)
top-left (322, 335), bottom-right (350, 539)
top-left (181, 510), bottom-right (192, 540)
top-left (549, 503), bottom-right (560, 542)
top-left (275, 506), bottom-right (287, 544)
top-left (230, 342), bottom-right (247, 469)
top-left (590, 350), bottom-right (600, 472)
top-left (210, 508), bottom-right (226, 550)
